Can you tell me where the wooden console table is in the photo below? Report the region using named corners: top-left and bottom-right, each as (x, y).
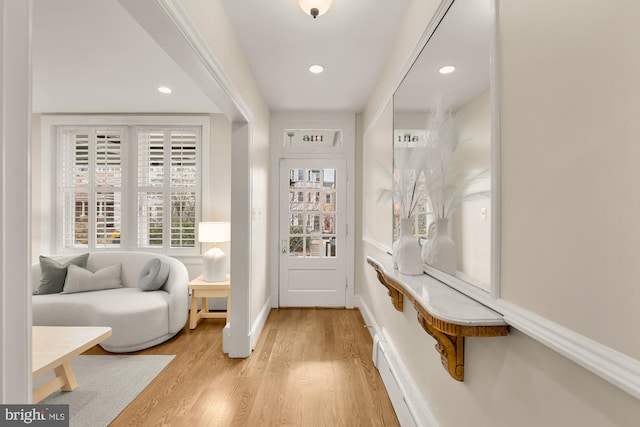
top-left (367, 256), bottom-right (508, 381)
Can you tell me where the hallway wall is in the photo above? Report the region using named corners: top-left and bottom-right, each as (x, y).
top-left (356, 0), bottom-right (640, 425)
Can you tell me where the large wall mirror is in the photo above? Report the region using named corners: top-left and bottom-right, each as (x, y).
top-left (393, 0), bottom-right (496, 293)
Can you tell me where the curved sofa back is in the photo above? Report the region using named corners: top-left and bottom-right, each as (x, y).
top-left (31, 252), bottom-right (187, 293)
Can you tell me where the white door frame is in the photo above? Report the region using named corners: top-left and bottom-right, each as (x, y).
top-left (269, 112), bottom-right (356, 309)
top-left (1, 0), bottom-right (32, 403)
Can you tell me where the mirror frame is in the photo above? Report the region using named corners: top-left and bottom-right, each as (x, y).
top-left (391, 0), bottom-right (501, 299)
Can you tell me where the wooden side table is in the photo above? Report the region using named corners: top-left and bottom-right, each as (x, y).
top-left (188, 274), bottom-right (230, 329)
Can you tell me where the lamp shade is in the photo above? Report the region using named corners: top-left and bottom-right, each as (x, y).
top-left (298, 0), bottom-right (333, 18)
top-left (198, 222), bottom-right (230, 243)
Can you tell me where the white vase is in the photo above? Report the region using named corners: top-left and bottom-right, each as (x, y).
top-left (421, 218), bottom-right (457, 276)
top-left (392, 218), bottom-right (423, 275)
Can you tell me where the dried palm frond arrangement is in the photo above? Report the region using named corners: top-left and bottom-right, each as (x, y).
top-left (376, 146), bottom-right (429, 220)
top-left (378, 93), bottom-right (490, 220)
top-left (423, 94), bottom-right (491, 219)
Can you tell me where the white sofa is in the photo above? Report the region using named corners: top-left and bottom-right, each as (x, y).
top-left (32, 252), bottom-right (189, 353)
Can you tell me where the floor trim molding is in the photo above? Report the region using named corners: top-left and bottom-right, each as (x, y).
top-left (250, 296), bottom-right (272, 351)
top-left (355, 296), bottom-right (440, 427)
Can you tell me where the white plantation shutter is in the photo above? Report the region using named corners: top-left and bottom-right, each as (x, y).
top-left (170, 131), bottom-right (197, 248)
top-left (94, 132), bottom-right (122, 248)
top-left (138, 131), bottom-right (165, 248)
top-left (59, 128), bottom-right (123, 249)
top-left (171, 131), bottom-right (197, 186)
top-left (137, 192), bottom-right (164, 248)
top-left (138, 131), bottom-right (164, 187)
top-left (137, 129), bottom-right (200, 250)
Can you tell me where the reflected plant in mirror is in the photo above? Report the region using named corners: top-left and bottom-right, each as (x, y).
top-left (392, 0), bottom-right (495, 291)
top-left (420, 93), bottom-right (490, 276)
top-left (377, 125), bottom-right (430, 275)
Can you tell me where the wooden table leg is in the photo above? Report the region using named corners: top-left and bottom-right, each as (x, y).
top-left (190, 291), bottom-right (198, 329)
top-left (54, 361), bottom-right (78, 391)
top-left (33, 361), bottom-right (78, 403)
top-left (33, 376), bottom-right (65, 403)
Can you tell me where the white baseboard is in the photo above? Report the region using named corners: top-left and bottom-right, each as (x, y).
top-left (250, 296), bottom-right (272, 350)
top-left (222, 323), bottom-right (231, 354)
top-left (223, 297), bottom-right (271, 356)
top-left (355, 296), bottom-right (440, 427)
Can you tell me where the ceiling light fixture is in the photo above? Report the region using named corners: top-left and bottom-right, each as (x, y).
top-left (298, 0), bottom-right (333, 19)
top-left (158, 86), bottom-right (172, 94)
top-left (309, 64), bottom-right (324, 74)
top-left (438, 65), bottom-right (456, 74)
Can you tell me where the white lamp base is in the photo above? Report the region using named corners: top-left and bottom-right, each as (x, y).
top-left (203, 247), bottom-right (227, 282)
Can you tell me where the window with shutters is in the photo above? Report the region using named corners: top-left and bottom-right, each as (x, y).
top-left (137, 129), bottom-right (198, 250)
top-left (59, 128), bottom-right (123, 250)
top-left (56, 121), bottom-right (203, 254)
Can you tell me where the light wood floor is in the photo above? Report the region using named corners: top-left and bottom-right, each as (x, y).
top-left (84, 308), bottom-right (400, 426)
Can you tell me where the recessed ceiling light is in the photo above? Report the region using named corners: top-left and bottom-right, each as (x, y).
top-left (158, 86), bottom-right (172, 94)
top-left (438, 65), bottom-right (456, 74)
top-left (309, 64), bottom-right (324, 74)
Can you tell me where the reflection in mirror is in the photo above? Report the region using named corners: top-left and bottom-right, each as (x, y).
top-left (393, 0), bottom-right (493, 292)
top-left (283, 129), bottom-right (342, 148)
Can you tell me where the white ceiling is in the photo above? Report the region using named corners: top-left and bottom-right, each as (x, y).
top-left (32, 0), bottom-right (411, 114)
top-left (221, 0), bottom-right (411, 112)
top-left (32, 0), bottom-right (221, 114)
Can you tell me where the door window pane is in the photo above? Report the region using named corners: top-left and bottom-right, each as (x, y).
top-left (289, 191), bottom-right (304, 210)
top-left (322, 215), bottom-right (335, 234)
top-left (306, 191), bottom-right (321, 211)
top-left (306, 213), bottom-right (321, 234)
top-left (322, 237), bottom-right (336, 257)
top-left (289, 213), bottom-right (304, 235)
top-left (287, 166), bottom-right (339, 258)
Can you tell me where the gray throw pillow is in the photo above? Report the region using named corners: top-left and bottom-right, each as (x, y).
top-left (138, 258), bottom-right (170, 291)
top-left (62, 263), bottom-right (123, 294)
top-left (35, 253), bottom-right (90, 295)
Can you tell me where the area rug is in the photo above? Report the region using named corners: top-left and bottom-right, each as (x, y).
top-left (34, 355), bottom-right (175, 427)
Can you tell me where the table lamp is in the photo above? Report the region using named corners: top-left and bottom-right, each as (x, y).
top-left (198, 222), bottom-right (230, 282)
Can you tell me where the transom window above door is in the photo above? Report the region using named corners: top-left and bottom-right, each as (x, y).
top-left (283, 129), bottom-right (343, 148)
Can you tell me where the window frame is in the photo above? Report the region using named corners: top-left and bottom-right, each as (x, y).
top-left (40, 115), bottom-right (210, 257)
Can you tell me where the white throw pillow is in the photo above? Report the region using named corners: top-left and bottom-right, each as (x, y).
top-left (138, 258), bottom-right (170, 291)
top-left (62, 263), bottom-right (123, 294)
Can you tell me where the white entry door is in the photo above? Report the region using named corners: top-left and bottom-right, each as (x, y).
top-left (279, 158), bottom-right (347, 307)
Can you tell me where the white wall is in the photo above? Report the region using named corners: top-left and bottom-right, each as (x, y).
top-left (192, 113), bottom-right (232, 283)
top-left (357, 0), bottom-right (640, 425)
top-left (31, 114), bottom-right (42, 263)
top-left (362, 101), bottom-right (394, 251)
top-left (500, 0), bottom-right (640, 359)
